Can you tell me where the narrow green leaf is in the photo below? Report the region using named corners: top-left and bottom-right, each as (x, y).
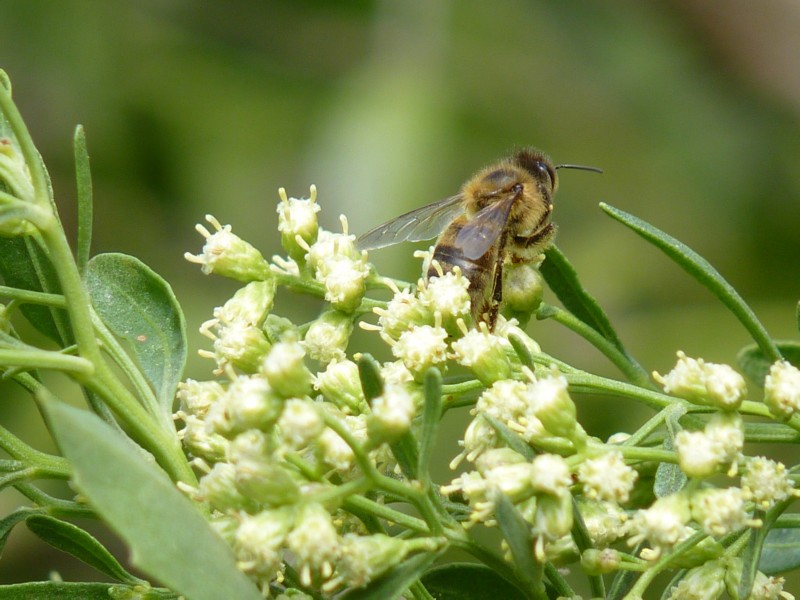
top-left (541, 245), bottom-right (623, 350)
top-left (73, 125), bottom-right (93, 274)
top-left (600, 203), bottom-right (781, 363)
top-left (653, 427), bottom-right (686, 498)
top-left (26, 514), bottom-right (140, 584)
top-left (343, 551), bottom-right (440, 600)
top-left (0, 236), bottom-right (70, 344)
top-left (760, 528), bottom-right (800, 575)
top-left (421, 563), bottom-right (526, 600)
top-left (85, 253), bottom-right (186, 414)
top-left (0, 581), bottom-right (123, 599)
top-left (494, 493), bottom-right (545, 598)
top-left (418, 368), bottom-right (442, 482)
top-left (738, 509), bottom-right (769, 600)
top-left (358, 353), bottom-right (384, 402)
top-left (0, 507), bottom-right (37, 556)
top-left (482, 414), bottom-right (535, 460)
top-left (737, 341), bottom-right (800, 387)
top-left (44, 400), bottom-right (261, 600)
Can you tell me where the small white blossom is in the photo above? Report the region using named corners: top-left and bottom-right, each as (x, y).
top-left (450, 415), bottom-right (498, 469)
top-left (286, 503), bottom-right (340, 585)
top-left (418, 269), bottom-right (471, 325)
top-left (177, 379), bottom-right (225, 418)
top-left (318, 255), bottom-right (370, 313)
top-left (450, 323), bottom-right (512, 384)
top-left (213, 280), bottom-right (276, 326)
top-left (576, 500), bottom-right (627, 547)
top-left (221, 375), bottom-right (284, 434)
top-left (530, 454), bottom-right (572, 497)
top-left (234, 507), bottom-right (294, 580)
top-left (277, 398), bottom-right (324, 450)
top-left (177, 413), bottom-right (229, 462)
top-left (666, 559), bottom-right (727, 600)
top-left (334, 534), bottom-right (416, 590)
top-left (764, 360), bottom-right (800, 419)
top-left (303, 310), bottom-right (352, 364)
top-left (204, 319), bottom-right (272, 374)
top-left (314, 359), bottom-right (365, 413)
top-left (626, 494), bottom-right (692, 559)
top-left (654, 351), bottom-right (746, 410)
top-left (261, 341), bottom-right (313, 399)
top-left (690, 487), bottom-right (755, 537)
top-left (305, 229), bottom-right (360, 275)
top-left (475, 379), bottom-right (529, 423)
top-left (741, 457), bottom-right (797, 510)
top-left (196, 462), bottom-right (252, 512)
top-left (372, 288), bottom-right (431, 339)
top-left (185, 215), bottom-right (270, 281)
top-left (277, 186), bottom-right (320, 260)
top-left (390, 323), bottom-right (449, 376)
top-left (379, 360), bottom-right (415, 386)
top-left (368, 383), bottom-right (418, 442)
top-left (526, 371), bottom-right (580, 440)
top-left (578, 451), bottom-right (638, 504)
top-left (675, 429), bottom-right (725, 478)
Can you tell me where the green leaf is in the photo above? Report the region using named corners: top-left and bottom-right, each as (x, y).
top-left (654, 416), bottom-right (686, 498)
top-left (358, 353), bottom-right (384, 402)
top-left (0, 236), bottom-right (70, 344)
top-left (73, 125), bottom-right (93, 275)
top-left (541, 245), bottom-right (623, 350)
top-left (737, 341), bottom-right (800, 387)
top-left (343, 550), bottom-right (440, 600)
top-left (760, 528), bottom-right (800, 575)
top-left (44, 400), bottom-right (261, 600)
top-left (26, 514), bottom-right (140, 584)
top-left (418, 368), bottom-right (442, 482)
top-left (0, 582), bottom-right (180, 599)
top-left (482, 413), bottom-right (535, 460)
top-left (421, 563), bottom-right (526, 600)
top-left (494, 493), bottom-right (544, 597)
top-left (600, 203), bottom-right (781, 363)
top-left (85, 253), bottom-right (186, 414)
top-left (0, 581), bottom-right (123, 599)
top-left (0, 507), bottom-right (37, 556)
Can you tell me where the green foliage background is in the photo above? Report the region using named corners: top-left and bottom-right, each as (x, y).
top-left (1, 0), bottom-right (799, 587)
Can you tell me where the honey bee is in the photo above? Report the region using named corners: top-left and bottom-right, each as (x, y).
top-left (357, 148), bottom-right (601, 329)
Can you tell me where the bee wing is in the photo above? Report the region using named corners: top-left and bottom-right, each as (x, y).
top-left (356, 194), bottom-right (465, 251)
top-left (454, 195), bottom-right (516, 261)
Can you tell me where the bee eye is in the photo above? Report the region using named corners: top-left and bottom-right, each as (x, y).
top-left (534, 161), bottom-right (554, 186)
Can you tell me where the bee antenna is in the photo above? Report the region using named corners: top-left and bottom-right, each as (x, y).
top-left (555, 163), bottom-right (603, 174)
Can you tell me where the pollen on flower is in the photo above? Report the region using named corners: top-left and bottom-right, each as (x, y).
top-left (674, 429), bottom-right (725, 478)
top-left (390, 322), bottom-right (449, 375)
top-left (689, 487), bottom-right (756, 537)
top-left (418, 268), bottom-right (471, 324)
top-left (625, 494), bottom-right (692, 559)
top-left (764, 360), bottom-right (800, 419)
top-left (371, 288), bottom-right (431, 339)
top-left (577, 451), bottom-right (637, 504)
top-left (741, 456), bottom-right (797, 510)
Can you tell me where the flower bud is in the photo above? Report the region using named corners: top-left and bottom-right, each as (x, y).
top-left (234, 459), bottom-right (300, 506)
top-left (581, 548), bottom-right (621, 575)
top-left (224, 375), bottom-right (284, 433)
top-left (277, 398), bottom-right (324, 450)
top-left (451, 324), bottom-right (513, 385)
top-left (197, 463), bottom-right (255, 512)
top-left (391, 323), bottom-right (449, 378)
top-left (185, 215), bottom-right (270, 281)
top-left (337, 534), bottom-right (415, 588)
top-left (261, 341), bottom-right (313, 399)
top-left (373, 289), bottom-right (432, 340)
top-left (690, 487), bottom-right (752, 537)
top-left (527, 372), bottom-right (579, 441)
top-left (314, 359), bottom-right (366, 414)
top-left (764, 359), bottom-right (800, 419)
top-left (668, 559), bottom-right (726, 600)
top-left (502, 262), bottom-right (544, 314)
top-left (367, 383), bottom-right (418, 443)
top-left (233, 507), bottom-right (295, 580)
top-left (277, 186), bottom-right (320, 262)
top-left (654, 351), bottom-right (746, 410)
top-left (286, 503), bottom-right (340, 585)
top-left (214, 280), bottom-right (276, 326)
top-left (303, 310), bottom-right (353, 364)
top-left (418, 269), bottom-right (471, 332)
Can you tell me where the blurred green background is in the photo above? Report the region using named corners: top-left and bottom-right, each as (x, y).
top-left (2, 0), bottom-right (800, 588)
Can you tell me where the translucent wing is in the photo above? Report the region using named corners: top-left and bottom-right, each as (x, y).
top-left (454, 196), bottom-right (516, 261)
top-left (357, 194), bottom-right (465, 251)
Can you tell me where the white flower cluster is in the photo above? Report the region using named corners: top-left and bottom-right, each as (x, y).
top-left (654, 351), bottom-right (747, 409)
top-left (182, 189), bottom-right (800, 596)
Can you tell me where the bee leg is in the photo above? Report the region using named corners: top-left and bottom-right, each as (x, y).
top-left (484, 232), bottom-right (509, 331)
